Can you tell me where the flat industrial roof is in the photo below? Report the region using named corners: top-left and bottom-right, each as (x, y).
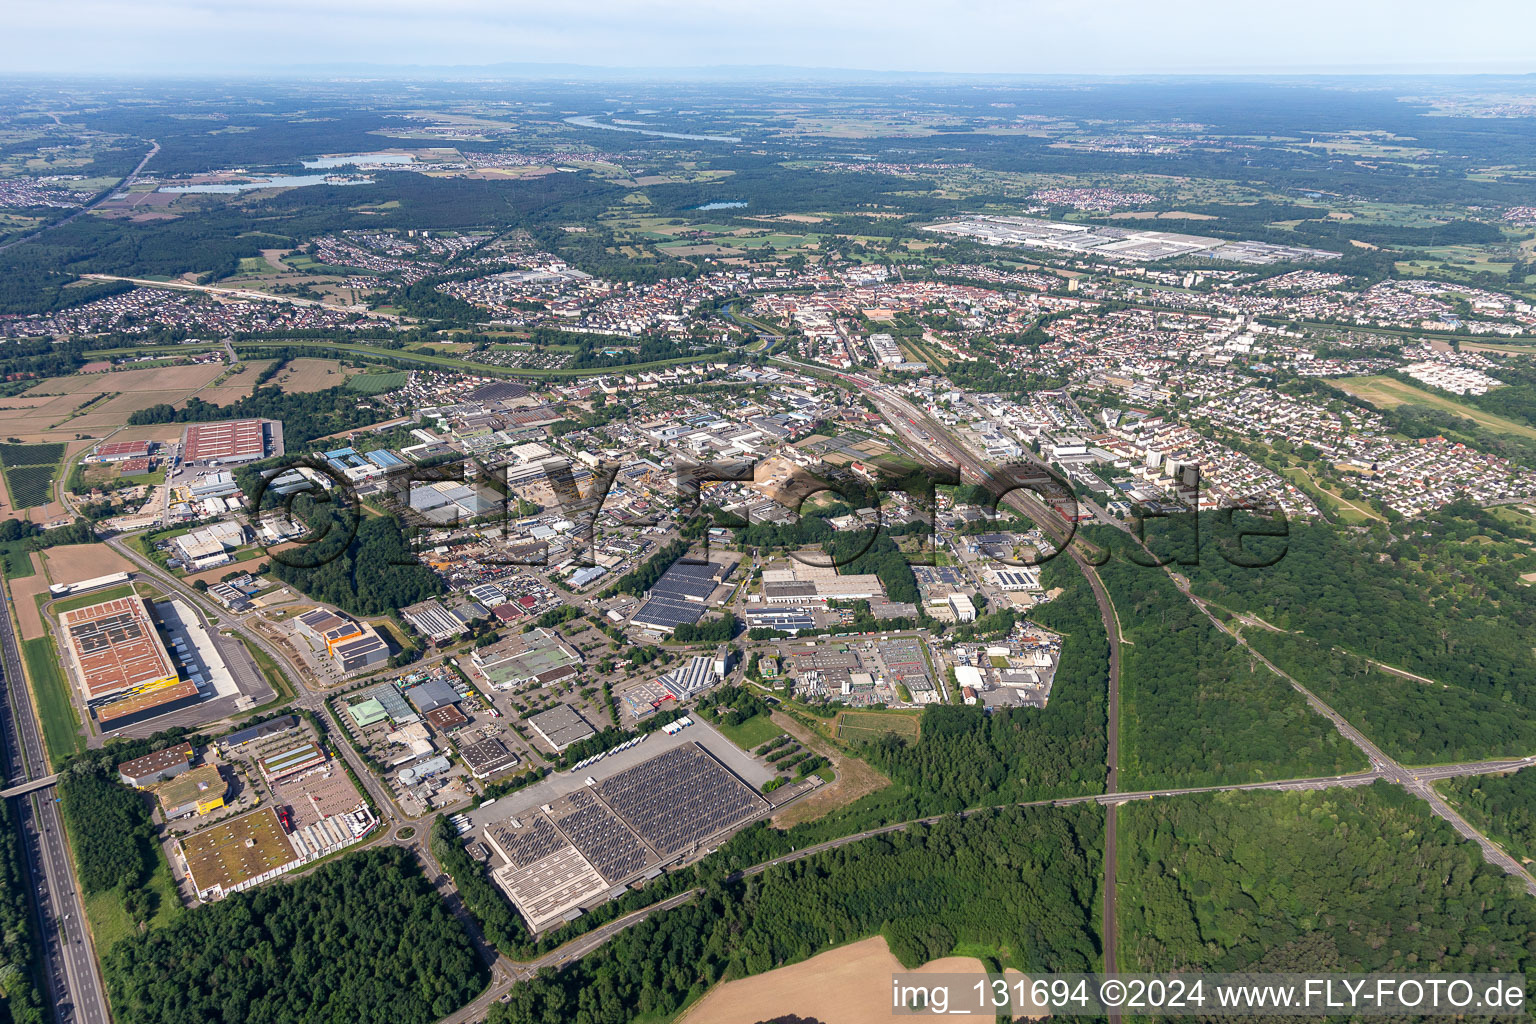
top-left (179, 807), bottom-right (297, 895)
top-left (59, 596), bottom-right (179, 701)
top-left (183, 419), bottom-right (266, 462)
top-left (96, 679), bottom-right (203, 726)
top-left (118, 741), bottom-right (193, 781)
top-left (529, 705), bottom-right (595, 751)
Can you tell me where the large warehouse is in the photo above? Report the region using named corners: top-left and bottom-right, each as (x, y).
top-left (181, 418), bottom-right (274, 464)
top-left (59, 593), bottom-right (182, 705)
top-left (482, 740), bottom-right (770, 931)
top-left (59, 592), bottom-right (211, 728)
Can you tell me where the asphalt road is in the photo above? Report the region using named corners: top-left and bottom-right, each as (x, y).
top-left (0, 583), bottom-right (111, 1024)
top-left (0, 140), bottom-right (158, 254)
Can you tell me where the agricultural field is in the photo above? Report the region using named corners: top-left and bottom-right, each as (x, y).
top-left (345, 370), bottom-right (409, 394)
top-left (1328, 374), bottom-right (1536, 440)
top-left (267, 358), bottom-right (359, 392)
top-left (23, 634), bottom-right (83, 762)
top-left (0, 442), bottom-right (65, 509)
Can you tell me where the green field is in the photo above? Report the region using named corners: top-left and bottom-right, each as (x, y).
top-left (345, 370), bottom-right (409, 394)
top-left (0, 442), bottom-right (66, 509)
top-left (82, 853), bottom-right (182, 953)
top-left (49, 583), bottom-right (136, 615)
top-left (1329, 375), bottom-right (1536, 441)
top-left (22, 635), bottom-right (82, 763)
top-left (835, 710), bottom-right (922, 743)
top-left (714, 713), bottom-right (785, 750)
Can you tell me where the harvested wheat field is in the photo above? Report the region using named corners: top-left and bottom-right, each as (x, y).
top-left (9, 554), bottom-right (51, 641)
top-left (218, 359), bottom-right (276, 390)
top-left (200, 386), bottom-right (257, 407)
top-left (679, 936), bottom-right (1035, 1024)
top-left (268, 358), bottom-right (357, 392)
top-left (42, 543), bottom-right (134, 586)
top-left (24, 363), bottom-right (223, 396)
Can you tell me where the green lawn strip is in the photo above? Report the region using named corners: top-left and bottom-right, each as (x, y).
top-left (21, 635), bottom-right (84, 763)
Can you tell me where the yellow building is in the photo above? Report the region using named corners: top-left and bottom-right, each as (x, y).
top-left (153, 764), bottom-right (228, 819)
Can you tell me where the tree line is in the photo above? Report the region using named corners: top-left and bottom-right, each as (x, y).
top-left (104, 846), bottom-right (486, 1024)
top-left (487, 806), bottom-right (1101, 1024)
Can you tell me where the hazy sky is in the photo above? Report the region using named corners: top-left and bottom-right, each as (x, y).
top-left (9, 0), bottom-right (1536, 76)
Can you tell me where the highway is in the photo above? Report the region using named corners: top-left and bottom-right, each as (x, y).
top-left (0, 582), bottom-right (111, 1024)
top-left (79, 273), bottom-right (410, 322)
top-left (0, 140), bottom-right (159, 254)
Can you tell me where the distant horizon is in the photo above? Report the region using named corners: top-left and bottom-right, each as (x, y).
top-left (6, 61), bottom-right (1536, 83)
top-left (9, 0), bottom-right (1536, 79)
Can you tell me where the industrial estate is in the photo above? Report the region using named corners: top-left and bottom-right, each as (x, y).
top-left (1, 32), bottom-right (1536, 1024)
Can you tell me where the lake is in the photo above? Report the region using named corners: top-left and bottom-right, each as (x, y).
top-left (159, 174), bottom-right (372, 194)
top-left (696, 201), bottom-right (748, 210)
top-left (302, 152), bottom-right (415, 169)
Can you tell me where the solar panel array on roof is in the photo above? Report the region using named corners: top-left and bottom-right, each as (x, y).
top-left (647, 560), bottom-right (731, 602)
top-left (631, 597), bottom-right (706, 632)
top-left (553, 800), bottom-right (648, 884)
top-left (469, 381), bottom-right (529, 404)
top-left (488, 815), bottom-right (566, 869)
top-left (598, 742), bottom-right (767, 857)
top-left (61, 597), bottom-right (180, 701)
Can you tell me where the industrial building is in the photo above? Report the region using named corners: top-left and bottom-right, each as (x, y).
top-left (257, 741), bottom-right (327, 782)
top-left (529, 705), bottom-right (595, 751)
top-left (118, 742), bottom-right (194, 787)
top-left (153, 763), bottom-right (228, 818)
top-left (481, 741), bottom-right (770, 932)
top-left (294, 608), bottom-right (390, 673)
top-left (58, 593), bottom-right (207, 727)
top-left (401, 600), bottom-right (468, 643)
top-left (181, 418), bottom-right (274, 464)
top-left (470, 630), bottom-right (581, 690)
top-left (630, 558), bottom-right (734, 634)
top-left (94, 439), bottom-right (152, 463)
top-left (173, 521), bottom-right (247, 572)
top-left (179, 808), bottom-right (298, 901)
top-left (657, 655), bottom-right (723, 701)
top-left (457, 737), bottom-right (521, 779)
top-left (760, 555), bottom-right (884, 605)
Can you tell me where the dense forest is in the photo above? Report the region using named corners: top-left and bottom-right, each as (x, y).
top-left (487, 806), bottom-right (1101, 1024)
top-left (1093, 528), bottom-right (1367, 788)
top-left (267, 493), bottom-right (444, 617)
top-left (1182, 508), bottom-right (1536, 706)
top-left (429, 815), bottom-right (530, 956)
top-left (1242, 629), bottom-right (1536, 764)
top-left (1120, 784), bottom-right (1536, 976)
top-left (57, 759), bottom-right (158, 896)
top-left (104, 847), bottom-right (486, 1024)
top-left (1441, 768), bottom-right (1536, 866)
